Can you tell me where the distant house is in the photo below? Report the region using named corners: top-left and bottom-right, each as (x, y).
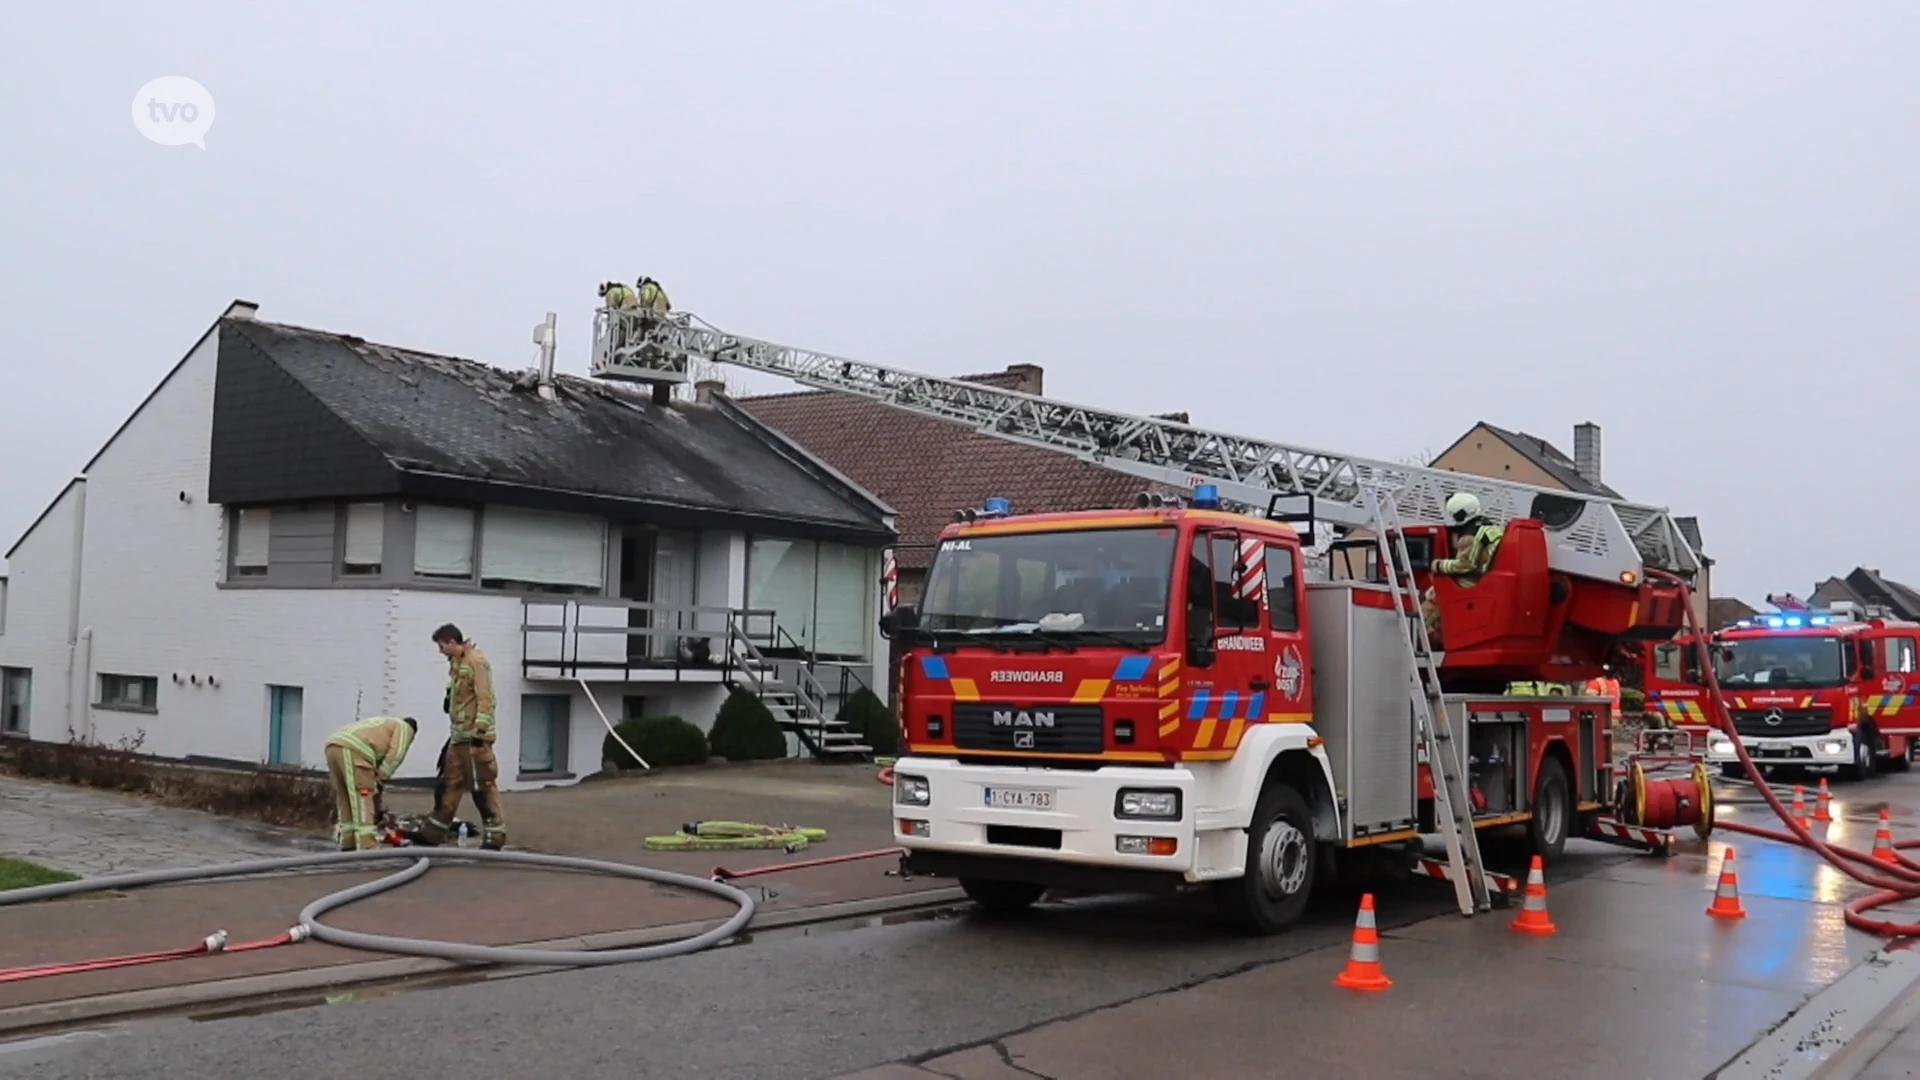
top-left (1808, 569), bottom-right (1920, 622)
top-left (1707, 596), bottom-right (1760, 629)
top-left (0, 301), bottom-right (895, 786)
top-left (1427, 421), bottom-right (1713, 627)
top-left (733, 364), bottom-right (1182, 608)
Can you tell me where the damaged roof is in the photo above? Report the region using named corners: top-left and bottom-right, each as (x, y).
top-left (208, 316), bottom-right (891, 542)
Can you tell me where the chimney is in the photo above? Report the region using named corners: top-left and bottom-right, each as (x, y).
top-left (530, 312), bottom-right (558, 402)
top-left (694, 379), bottom-right (726, 405)
top-left (1003, 364), bottom-right (1044, 395)
top-left (224, 300), bottom-right (259, 321)
top-left (1573, 422), bottom-right (1601, 486)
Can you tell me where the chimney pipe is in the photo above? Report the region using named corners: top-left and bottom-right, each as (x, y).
top-left (1573, 422), bottom-right (1601, 486)
top-left (1004, 363), bottom-right (1044, 396)
top-left (694, 379), bottom-right (726, 405)
top-left (530, 312), bottom-right (558, 402)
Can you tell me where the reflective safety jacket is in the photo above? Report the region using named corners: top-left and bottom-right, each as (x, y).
top-left (1507, 681), bottom-right (1573, 696)
top-left (1432, 524), bottom-right (1504, 584)
top-left (326, 716), bottom-right (416, 782)
top-left (446, 644), bottom-right (497, 745)
top-left (604, 282), bottom-right (638, 309)
top-left (637, 278), bottom-right (670, 314)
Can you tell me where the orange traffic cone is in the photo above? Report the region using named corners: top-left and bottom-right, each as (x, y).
top-left (1332, 893), bottom-right (1393, 991)
top-left (1510, 855), bottom-right (1558, 935)
top-left (1873, 809), bottom-right (1900, 864)
top-left (1814, 778), bottom-right (1834, 823)
top-left (1707, 846), bottom-right (1747, 919)
top-left (1791, 784), bottom-right (1808, 826)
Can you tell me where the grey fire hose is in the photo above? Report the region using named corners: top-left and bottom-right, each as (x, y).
top-left (0, 847), bottom-right (757, 967)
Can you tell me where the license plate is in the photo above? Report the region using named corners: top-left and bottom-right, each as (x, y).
top-left (1758, 742), bottom-right (1791, 754)
top-left (984, 786), bottom-right (1055, 811)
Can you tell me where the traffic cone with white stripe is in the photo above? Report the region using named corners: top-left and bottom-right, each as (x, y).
top-left (1332, 893), bottom-right (1392, 991)
top-left (1791, 784), bottom-right (1809, 827)
top-left (1814, 778), bottom-right (1834, 823)
top-left (1872, 809), bottom-right (1900, 864)
top-left (1706, 846), bottom-right (1747, 919)
top-left (1510, 855), bottom-right (1557, 935)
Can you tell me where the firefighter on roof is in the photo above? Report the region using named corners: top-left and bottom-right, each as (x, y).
top-left (1421, 491), bottom-right (1505, 647)
top-left (415, 624), bottom-right (507, 850)
top-left (325, 715), bottom-right (417, 851)
top-left (636, 275), bottom-right (670, 313)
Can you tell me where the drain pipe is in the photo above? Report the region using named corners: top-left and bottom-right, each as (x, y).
top-left (62, 477), bottom-right (87, 740)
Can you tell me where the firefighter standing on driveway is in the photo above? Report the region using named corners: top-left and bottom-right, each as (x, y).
top-left (1420, 491), bottom-right (1506, 648)
top-left (416, 623), bottom-right (507, 850)
top-left (324, 715), bottom-right (417, 851)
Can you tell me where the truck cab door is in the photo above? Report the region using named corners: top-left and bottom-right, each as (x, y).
top-left (1261, 539), bottom-right (1312, 718)
top-left (1188, 529), bottom-right (1266, 738)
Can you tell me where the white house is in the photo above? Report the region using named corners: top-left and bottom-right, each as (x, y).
top-left (0, 301), bottom-right (897, 789)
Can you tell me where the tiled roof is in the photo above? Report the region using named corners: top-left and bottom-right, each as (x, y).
top-left (1475, 423), bottom-right (1624, 499)
top-left (213, 316), bottom-right (891, 539)
top-left (734, 367), bottom-right (1179, 569)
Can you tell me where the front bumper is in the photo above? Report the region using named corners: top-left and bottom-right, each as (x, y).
top-left (1704, 728), bottom-right (1853, 766)
top-left (891, 756), bottom-right (1198, 875)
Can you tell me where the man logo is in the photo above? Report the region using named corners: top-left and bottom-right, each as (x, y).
top-left (992, 710), bottom-right (1056, 727)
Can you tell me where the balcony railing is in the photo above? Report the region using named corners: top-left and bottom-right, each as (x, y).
top-left (521, 597), bottom-right (781, 682)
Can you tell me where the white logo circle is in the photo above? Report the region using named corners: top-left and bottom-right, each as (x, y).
top-left (132, 76), bottom-right (216, 149)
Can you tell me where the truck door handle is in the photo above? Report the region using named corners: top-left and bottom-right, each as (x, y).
top-left (1250, 678), bottom-right (1270, 690)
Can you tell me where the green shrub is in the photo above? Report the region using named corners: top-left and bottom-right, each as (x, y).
top-left (603, 716), bottom-right (709, 769)
top-left (1620, 686), bottom-right (1648, 713)
top-left (836, 688), bottom-right (899, 756)
top-left (708, 689), bottom-right (788, 762)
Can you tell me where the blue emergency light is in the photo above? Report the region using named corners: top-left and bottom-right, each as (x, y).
top-left (982, 497), bottom-right (1012, 517)
top-left (1744, 611), bottom-right (1834, 630)
top-left (1190, 484), bottom-right (1222, 509)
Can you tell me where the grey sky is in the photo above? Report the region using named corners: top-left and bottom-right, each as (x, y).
top-left (3, 2), bottom-right (1915, 604)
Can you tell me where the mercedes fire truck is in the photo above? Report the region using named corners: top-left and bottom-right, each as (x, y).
top-left (587, 304), bottom-right (1707, 933)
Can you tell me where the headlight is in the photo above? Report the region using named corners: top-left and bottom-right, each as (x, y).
top-left (1709, 736), bottom-right (1733, 752)
top-left (1820, 741), bottom-right (1844, 756)
top-left (895, 774), bottom-right (931, 807)
top-left (1115, 789), bottom-right (1181, 820)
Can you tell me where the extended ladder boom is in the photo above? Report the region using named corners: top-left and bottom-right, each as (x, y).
top-left (592, 308), bottom-right (1700, 585)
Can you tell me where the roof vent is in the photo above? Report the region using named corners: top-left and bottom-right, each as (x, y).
top-left (530, 312), bottom-right (558, 402)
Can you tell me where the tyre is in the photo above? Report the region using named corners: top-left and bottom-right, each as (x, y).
top-left (1720, 762), bottom-right (1748, 781)
top-left (1215, 781), bottom-right (1316, 936)
top-left (1840, 727), bottom-right (1879, 782)
top-left (1528, 756), bottom-right (1572, 863)
top-left (958, 877), bottom-right (1046, 915)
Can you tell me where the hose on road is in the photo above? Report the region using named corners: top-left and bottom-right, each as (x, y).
top-left (1651, 570), bottom-right (1920, 938)
top-left (0, 847), bottom-right (757, 977)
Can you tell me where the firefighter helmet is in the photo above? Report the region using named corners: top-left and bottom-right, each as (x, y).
top-left (1444, 492), bottom-right (1484, 526)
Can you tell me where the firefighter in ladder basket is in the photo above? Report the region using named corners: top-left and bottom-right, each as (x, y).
top-left (1420, 491), bottom-right (1504, 649)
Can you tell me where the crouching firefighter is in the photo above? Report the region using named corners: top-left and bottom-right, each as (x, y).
top-left (325, 716), bottom-right (418, 851)
top-left (415, 623), bottom-right (507, 850)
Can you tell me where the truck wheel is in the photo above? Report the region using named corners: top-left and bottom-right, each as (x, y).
top-left (1840, 728), bottom-right (1879, 782)
top-left (1215, 782), bottom-right (1316, 936)
top-left (1720, 762), bottom-right (1748, 782)
top-left (959, 878), bottom-right (1046, 915)
top-left (1529, 757), bottom-right (1571, 863)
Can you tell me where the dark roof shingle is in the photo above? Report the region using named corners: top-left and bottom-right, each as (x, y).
top-left (735, 367), bottom-right (1175, 569)
top-left (221, 317), bottom-right (889, 538)
top-left (1475, 423), bottom-right (1624, 499)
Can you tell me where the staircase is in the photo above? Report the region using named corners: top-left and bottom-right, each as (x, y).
top-left (725, 620), bottom-right (873, 762)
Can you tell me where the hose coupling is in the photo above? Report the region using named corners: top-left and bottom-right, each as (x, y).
top-left (289, 925), bottom-right (313, 943)
top-left (203, 930), bottom-right (230, 953)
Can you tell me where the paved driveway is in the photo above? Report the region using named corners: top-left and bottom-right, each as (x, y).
top-left (0, 776), bottom-right (326, 877)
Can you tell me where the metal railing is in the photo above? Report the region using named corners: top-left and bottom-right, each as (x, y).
top-left (521, 597), bottom-right (781, 682)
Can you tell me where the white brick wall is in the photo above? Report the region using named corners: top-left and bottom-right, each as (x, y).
top-left (0, 481), bottom-right (82, 739)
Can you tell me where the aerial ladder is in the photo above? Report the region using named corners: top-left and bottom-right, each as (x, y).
top-left (588, 307), bottom-right (1705, 915)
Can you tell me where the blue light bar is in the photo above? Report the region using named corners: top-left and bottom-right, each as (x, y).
top-left (1190, 484), bottom-right (1221, 509)
top-left (982, 496), bottom-right (1012, 517)
top-left (1766, 616), bottom-right (1785, 628)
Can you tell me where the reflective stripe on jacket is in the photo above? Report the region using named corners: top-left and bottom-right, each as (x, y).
top-left (1431, 524), bottom-right (1504, 582)
top-left (326, 716), bottom-right (416, 782)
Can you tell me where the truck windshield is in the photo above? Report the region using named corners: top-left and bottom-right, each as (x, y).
top-left (1714, 635), bottom-right (1846, 688)
top-left (918, 526), bottom-right (1178, 643)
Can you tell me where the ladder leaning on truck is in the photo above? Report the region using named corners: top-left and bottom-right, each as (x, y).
top-left (586, 305), bottom-right (1716, 934)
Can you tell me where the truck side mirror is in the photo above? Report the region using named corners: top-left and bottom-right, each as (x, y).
top-left (878, 605), bottom-right (918, 640)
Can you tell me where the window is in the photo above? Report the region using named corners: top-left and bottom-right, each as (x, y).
top-left (1264, 543), bottom-right (1300, 632)
top-left (341, 502), bottom-right (384, 576)
top-left (1, 668), bottom-right (28, 736)
top-left (1653, 643), bottom-right (1686, 682)
top-left (814, 543), bottom-right (875, 656)
top-left (0, 577), bottom-right (8, 634)
top-left (232, 508), bottom-right (270, 577)
top-left (479, 506), bottom-right (606, 593)
top-left (1714, 636), bottom-right (1846, 689)
top-left (414, 504), bottom-right (477, 580)
top-left (749, 538), bottom-right (819, 648)
top-left (98, 673), bottom-right (158, 712)
top-left (1192, 533), bottom-right (1258, 632)
top-left (268, 685), bottom-right (303, 765)
top-left (519, 694), bottom-right (572, 776)
top-left (918, 527), bottom-right (1177, 642)
top-left (1885, 637), bottom-right (1918, 675)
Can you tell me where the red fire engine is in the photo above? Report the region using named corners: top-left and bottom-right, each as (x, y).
top-left (1643, 606), bottom-right (1920, 781)
top-left (589, 305), bottom-right (1715, 934)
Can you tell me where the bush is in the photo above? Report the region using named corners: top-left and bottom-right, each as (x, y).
top-left (3, 734), bottom-right (336, 830)
top-left (836, 688), bottom-right (899, 756)
top-left (603, 715), bottom-right (709, 770)
top-left (1620, 686), bottom-right (1648, 714)
top-left (707, 689), bottom-right (789, 762)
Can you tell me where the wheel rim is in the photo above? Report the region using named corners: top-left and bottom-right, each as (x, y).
top-left (1860, 739), bottom-right (1872, 772)
top-left (1539, 780), bottom-right (1566, 846)
top-left (1257, 817), bottom-right (1310, 900)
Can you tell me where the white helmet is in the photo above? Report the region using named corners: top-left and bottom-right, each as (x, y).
top-left (1444, 492), bottom-right (1484, 526)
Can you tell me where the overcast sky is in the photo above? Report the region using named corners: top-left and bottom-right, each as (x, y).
top-left (3, 2), bottom-right (1916, 604)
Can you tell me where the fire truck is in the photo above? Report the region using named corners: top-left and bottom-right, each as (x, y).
top-left (1643, 606), bottom-right (1920, 781)
top-left (589, 306), bottom-right (1709, 933)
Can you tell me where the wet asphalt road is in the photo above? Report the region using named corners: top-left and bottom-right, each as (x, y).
top-left (5, 767), bottom-right (1919, 1080)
